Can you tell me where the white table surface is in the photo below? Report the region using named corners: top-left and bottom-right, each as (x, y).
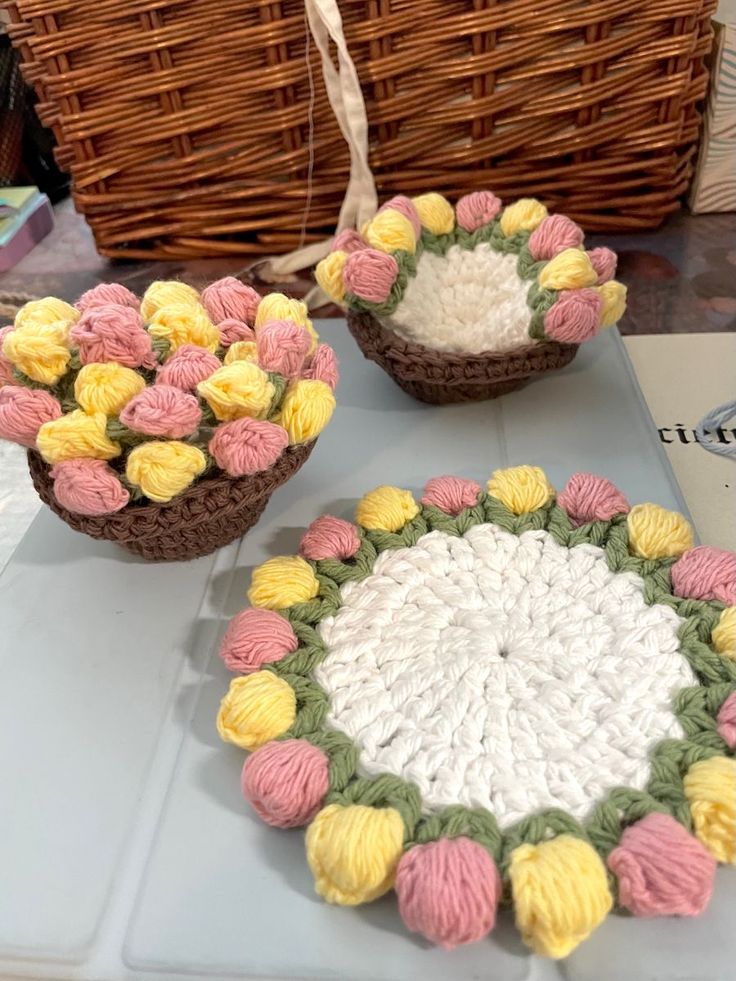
top-left (0, 321), bottom-right (733, 981)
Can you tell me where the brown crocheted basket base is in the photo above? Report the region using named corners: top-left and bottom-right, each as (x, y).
top-left (28, 441), bottom-right (316, 562)
top-left (347, 311), bottom-right (578, 404)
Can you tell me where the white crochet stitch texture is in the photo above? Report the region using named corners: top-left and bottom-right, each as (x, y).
top-left (316, 524), bottom-right (695, 826)
top-left (384, 243), bottom-right (533, 355)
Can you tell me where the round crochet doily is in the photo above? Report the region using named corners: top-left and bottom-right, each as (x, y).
top-left (216, 466), bottom-right (736, 959)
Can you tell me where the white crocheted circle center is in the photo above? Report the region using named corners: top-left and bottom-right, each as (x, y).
top-left (384, 243), bottom-right (533, 355)
top-left (316, 525), bottom-right (694, 826)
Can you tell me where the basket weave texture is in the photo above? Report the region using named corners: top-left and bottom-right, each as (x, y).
top-left (347, 311), bottom-right (577, 404)
top-left (6, 0), bottom-right (716, 258)
top-left (28, 441), bottom-right (315, 562)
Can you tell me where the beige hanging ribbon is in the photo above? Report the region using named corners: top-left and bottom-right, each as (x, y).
top-left (263, 0), bottom-right (377, 282)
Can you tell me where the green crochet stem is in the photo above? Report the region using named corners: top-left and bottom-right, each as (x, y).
top-left (414, 805), bottom-right (503, 862)
top-left (327, 774), bottom-right (423, 841)
top-left (150, 336), bottom-right (171, 362)
top-left (266, 372), bottom-right (288, 416)
top-left (343, 221), bottom-right (560, 343)
top-left (270, 491), bottom-right (734, 882)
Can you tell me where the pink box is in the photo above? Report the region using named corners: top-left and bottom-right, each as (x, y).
top-left (0, 192), bottom-right (54, 272)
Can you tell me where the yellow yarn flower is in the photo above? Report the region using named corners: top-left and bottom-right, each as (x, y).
top-left (683, 756), bottom-right (736, 864)
top-left (303, 319), bottom-right (320, 354)
top-left (2, 321), bottom-right (71, 385)
top-left (126, 441), bottom-right (206, 503)
top-left (140, 280), bottom-right (201, 321)
top-left (248, 555), bottom-right (320, 610)
top-left (315, 250), bottom-right (348, 304)
top-left (363, 209), bottom-right (417, 255)
top-left (500, 198), bottom-right (549, 236)
top-left (597, 280), bottom-right (627, 327)
top-left (197, 362), bottom-right (275, 422)
top-left (14, 296), bottom-right (79, 330)
top-left (538, 249), bottom-right (598, 291)
top-left (147, 303), bottom-right (220, 353)
top-left (74, 363), bottom-right (146, 416)
top-left (509, 835), bottom-right (612, 958)
top-left (712, 606), bottom-right (736, 658)
top-left (411, 193), bottom-right (455, 236)
top-left (216, 672), bottom-right (296, 750)
top-left (627, 503), bottom-right (694, 559)
top-left (36, 410), bottom-right (121, 464)
top-left (355, 485), bottom-right (420, 532)
top-left (306, 803), bottom-right (405, 905)
top-left (273, 379), bottom-right (336, 445)
top-left (224, 340), bottom-right (258, 365)
top-left (255, 293), bottom-right (310, 330)
top-left (253, 294), bottom-right (319, 354)
top-left (487, 465), bottom-right (554, 514)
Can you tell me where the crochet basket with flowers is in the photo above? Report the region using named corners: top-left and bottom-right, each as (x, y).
top-left (316, 191), bottom-right (627, 404)
top-left (215, 467), bottom-right (735, 958)
top-left (0, 281), bottom-right (338, 561)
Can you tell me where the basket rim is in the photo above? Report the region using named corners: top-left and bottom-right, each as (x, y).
top-left (346, 309), bottom-right (577, 386)
top-left (27, 441), bottom-right (315, 542)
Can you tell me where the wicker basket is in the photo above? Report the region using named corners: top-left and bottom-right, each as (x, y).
top-left (28, 442), bottom-right (315, 562)
top-left (347, 311), bottom-right (577, 404)
top-left (6, 0), bottom-right (716, 258)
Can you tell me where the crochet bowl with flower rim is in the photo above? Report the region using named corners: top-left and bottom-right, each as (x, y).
top-left (0, 280), bottom-right (338, 561)
top-left (316, 191), bottom-right (626, 404)
top-left (216, 466), bottom-right (735, 958)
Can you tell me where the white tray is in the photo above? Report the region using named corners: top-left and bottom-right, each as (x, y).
top-left (1, 322), bottom-right (733, 981)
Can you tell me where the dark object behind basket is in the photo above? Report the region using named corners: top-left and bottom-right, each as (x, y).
top-left (0, 33), bottom-right (68, 200)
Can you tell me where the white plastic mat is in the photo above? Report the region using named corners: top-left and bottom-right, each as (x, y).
top-left (1, 322), bottom-right (734, 981)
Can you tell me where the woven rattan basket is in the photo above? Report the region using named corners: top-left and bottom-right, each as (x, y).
top-left (28, 442), bottom-right (315, 562)
top-left (6, 0), bottom-right (716, 258)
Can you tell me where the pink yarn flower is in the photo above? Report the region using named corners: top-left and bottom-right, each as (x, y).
top-left (0, 325), bottom-right (15, 386)
top-left (201, 277), bottom-right (260, 325)
top-left (217, 318), bottom-right (256, 348)
top-left (528, 214), bottom-right (584, 261)
top-left (343, 249), bottom-right (399, 303)
top-left (241, 739), bottom-right (329, 828)
top-left (75, 283), bottom-right (139, 312)
top-left (70, 304), bottom-right (157, 369)
top-left (302, 344), bottom-right (339, 390)
top-left (544, 289), bottom-right (603, 344)
top-left (300, 515), bottom-right (361, 560)
top-left (607, 812), bottom-right (715, 917)
top-left (219, 607), bottom-right (298, 673)
top-left (587, 246), bottom-right (617, 284)
top-left (378, 195), bottom-right (422, 238)
top-left (119, 385), bottom-right (202, 438)
top-left (456, 191), bottom-right (502, 232)
top-left (332, 229), bottom-right (366, 254)
top-left (209, 416), bottom-right (288, 476)
top-left (396, 837), bottom-right (502, 949)
top-left (670, 546), bottom-right (736, 605)
top-left (0, 385), bottom-right (62, 447)
top-left (716, 692), bottom-right (736, 749)
top-left (256, 320), bottom-right (311, 378)
top-left (156, 344), bottom-right (221, 391)
top-left (557, 472), bottom-right (629, 526)
top-left (422, 475), bottom-right (481, 515)
top-left (50, 458), bottom-right (130, 516)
